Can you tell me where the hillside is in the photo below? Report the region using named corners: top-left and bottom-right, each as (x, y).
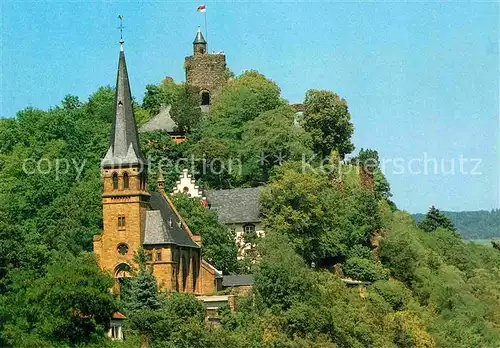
top-left (413, 209), bottom-right (500, 240)
top-left (1, 72), bottom-right (500, 347)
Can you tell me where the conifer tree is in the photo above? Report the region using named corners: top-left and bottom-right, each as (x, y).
top-left (418, 205), bottom-right (456, 233)
top-left (129, 249), bottom-right (161, 311)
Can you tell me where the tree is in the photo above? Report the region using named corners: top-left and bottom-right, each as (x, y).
top-left (261, 163), bottom-right (380, 266)
top-left (142, 78), bottom-right (180, 116)
top-left (62, 94), bottom-right (82, 109)
top-left (254, 233), bottom-right (315, 310)
top-left (0, 253), bottom-right (116, 347)
top-left (303, 89), bottom-right (354, 158)
top-left (418, 206), bottom-right (456, 233)
top-left (86, 86), bottom-right (115, 122)
top-left (171, 193), bottom-right (239, 274)
top-left (205, 70), bottom-right (285, 140)
top-left (128, 249), bottom-right (161, 311)
top-left (352, 149), bottom-right (392, 201)
top-left (240, 105), bottom-right (314, 185)
top-left (170, 84), bottom-right (202, 134)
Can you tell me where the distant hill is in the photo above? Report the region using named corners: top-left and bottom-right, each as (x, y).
top-left (413, 209), bottom-right (500, 240)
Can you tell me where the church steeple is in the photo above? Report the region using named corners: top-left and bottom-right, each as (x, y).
top-left (193, 26), bottom-right (207, 56)
top-left (102, 41), bottom-right (146, 168)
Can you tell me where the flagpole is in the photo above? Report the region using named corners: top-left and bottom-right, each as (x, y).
top-left (204, 10), bottom-right (208, 51)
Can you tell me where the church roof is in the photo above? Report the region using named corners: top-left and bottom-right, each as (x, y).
top-left (206, 187), bottom-right (263, 224)
top-left (102, 44), bottom-right (146, 168)
top-left (139, 105), bottom-right (178, 134)
top-left (193, 27), bottom-right (207, 44)
top-left (143, 192), bottom-right (200, 248)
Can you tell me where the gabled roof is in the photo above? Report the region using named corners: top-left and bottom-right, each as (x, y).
top-left (102, 44), bottom-right (146, 167)
top-left (205, 187), bottom-right (263, 224)
top-left (139, 105), bottom-right (178, 134)
top-left (143, 192), bottom-right (200, 248)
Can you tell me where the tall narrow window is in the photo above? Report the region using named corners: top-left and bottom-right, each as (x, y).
top-left (182, 255), bottom-right (188, 291)
top-left (118, 216), bottom-right (126, 229)
top-left (192, 256), bottom-right (198, 292)
top-left (156, 249), bottom-right (162, 262)
top-left (123, 172), bottom-right (129, 189)
top-left (112, 173), bottom-right (119, 190)
top-left (140, 172), bottom-right (146, 190)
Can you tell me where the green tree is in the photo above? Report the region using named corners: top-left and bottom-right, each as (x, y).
top-left (171, 193), bottom-right (239, 274)
top-left (62, 94), bottom-right (82, 109)
top-left (254, 233), bottom-right (315, 310)
top-left (419, 206), bottom-right (456, 233)
top-left (303, 89), bottom-right (354, 158)
top-left (203, 70), bottom-right (285, 140)
top-left (170, 84), bottom-right (202, 134)
top-left (128, 249), bottom-right (161, 311)
top-left (241, 105), bottom-right (314, 185)
top-left (142, 77), bottom-right (180, 116)
top-left (261, 163), bottom-right (380, 266)
top-left (0, 253), bottom-right (116, 347)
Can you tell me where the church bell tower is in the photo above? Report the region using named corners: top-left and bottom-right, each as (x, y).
top-left (93, 38), bottom-right (150, 278)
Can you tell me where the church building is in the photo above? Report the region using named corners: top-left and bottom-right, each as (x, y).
top-left (93, 38), bottom-right (220, 295)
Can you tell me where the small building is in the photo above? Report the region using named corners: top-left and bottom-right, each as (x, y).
top-left (205, 187), bottom-right (265, 259)
top-left (171, 171), bottom-right (265, 259)
top-left (108, 312), bottom-right (126, 341)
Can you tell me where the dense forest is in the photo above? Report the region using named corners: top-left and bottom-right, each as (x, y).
top-left (414, 210), bottom-right (500, 240)
top-left (1, 70), bottom-right (500, 348)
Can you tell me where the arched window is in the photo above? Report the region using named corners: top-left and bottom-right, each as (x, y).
top-left (140, 172), bottom-right (146, 191)
top-left (123, 172), bottom-right (129, 189)
top-left (201, 91), bottom-right (210, 106)
top-left (114, 263), bottom-right (132, 278)
top-left (192, 256), bottom-right (198, 292)
top-left (112, 173), bottom-right (119, 190)
top-left (181, 255), bottom-right (189, 292)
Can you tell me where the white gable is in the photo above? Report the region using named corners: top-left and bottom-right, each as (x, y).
top-left (172, 169), bottom-right (203, 198)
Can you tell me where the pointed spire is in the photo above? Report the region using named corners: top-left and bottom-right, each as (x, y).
top-left (102, 42), bottom-right (146, 168)
top-left (193, 26), bottom-right (207, 44)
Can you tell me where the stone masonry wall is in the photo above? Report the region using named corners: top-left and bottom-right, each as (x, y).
top-left (185, 53), bottom-right (227, 100)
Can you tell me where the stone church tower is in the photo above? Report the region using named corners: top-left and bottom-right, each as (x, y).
top-left (94, 39), bottom-right (219, 294)
top-left (184, 26), bottom-right (228, 106)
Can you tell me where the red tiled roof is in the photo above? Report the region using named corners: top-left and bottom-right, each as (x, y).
top-left (112, 312), bottom-right (126, 319)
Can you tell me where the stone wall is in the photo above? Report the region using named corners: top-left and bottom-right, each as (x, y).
top-left (185, 53), bottom-right (227, 100)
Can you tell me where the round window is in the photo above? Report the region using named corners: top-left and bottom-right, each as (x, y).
top-left (117, 243), bottom-right (129, 255)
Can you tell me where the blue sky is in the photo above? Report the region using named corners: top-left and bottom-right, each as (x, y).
top-left (1, 1), bottom-right (498, 213)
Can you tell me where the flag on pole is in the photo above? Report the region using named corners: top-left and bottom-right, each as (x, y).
top-left (197, 4), bottom-right (206, 12)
